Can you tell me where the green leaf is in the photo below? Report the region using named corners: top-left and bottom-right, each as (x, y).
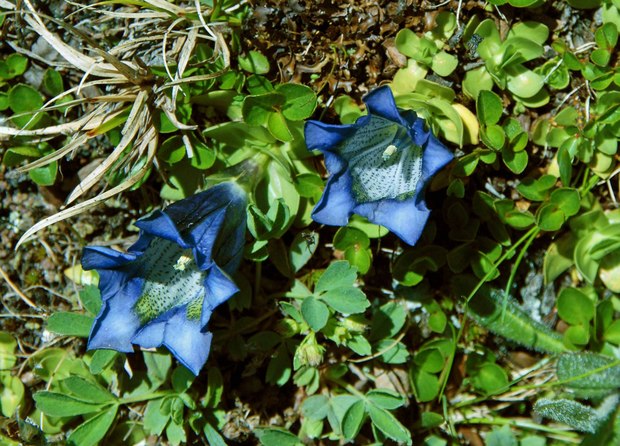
top-left (89, 350), bottom-right (118, 375)
top-left (267, 111), bottom-right (293, 142)
top-left (0, 375), bottom-right (24, 418)
top-left (255, 427), bottom-right (303, 446)
top-left (333, 227), bottom-right (370, 250)
top-left (550, 188), bottom-right (580, 217)
top-left (158, 136), bottom-right (186, 165)
top-left (565, 324), bottom-right (590, 345)
top-left (79, 285), bottom-right (102, 316)
top-left (462, 66), bottom-right (494, 100)
top-left (477, 90), bottom-right (503, 125)
top-left (543, 233), bottom-right (576, 284)
top-left (8, 83), bottom-right (44, 128)
top-left (369, 301), bottom-right (407, 341)
top-left (203, 423), bottom-right (228, 446)
top-left (343, 245), bottom-right (372, 275)
top-left (534, 398), bottom-right (602, 433)
top-left (171, 366), bottom-right (195, 393)
top-left (294, 173), bottom-right (323, 200)
top-left (347, 334), bottom-right (372, 356)
top-left (242, 92), bottom-right (284, 125)
top-left (5, 54), bottom-right (28, 78)
top-left (315, 261), bottom-right (357, 293)
top-left (165, 416), bottom-right (186, 445)
top-left (42, 69), bottom-right (64, 97)
top-left (29, 161), bottom-right (58, 186)
top-left (238, 50), bottom-right (270, 74)
top-left (277, 83), bottom-right (317, 121)
top-left (470, 363), bottom-right (509, 395)
top-left (506, 67), bottom-right (545, 98)
top-left (431, 51), bottom-right (458, 76)
top-left (0, 92), bottom-right (8, 111)
top-left (536, 203), bottom-right (565, 231)
top-left (366, 403), bottom-right (411, 444)
top-left (557, 287), bottom-right (595, 325)
top-left (62, 376), bottom-right (115, 404)
top-left (143, 398), bottom-right (170, 435)
top-left (366, 389), bottom-right (405, 410)
top-left (517, 175), bottom-right (557, 201)
top-left (302, 395), bottom-right (330, 420)
top-left (557, 353), bottom-right (620, 390)
top-left (486, 425), bottom-right (518, 446)
top-left (415, 348), bottom-right (445, 373)
top-left (604, 319), bottom-right (620, 344)
top-left (289, 231), bottom-right (319, 273)
top-left (374, 339), bottom-right (410, 364)
top-left (341, 399), bottom-right (366, 440)
top-left (143, 350), bottom-right (172, 386)
top-left (301, 296), bottom-right (330, 331)
top-left (320, 287), bottom-right (369, 315)
top-left (591, 49), bottom-right (611, 66)
top-left (47, 312), bottom-right (94, 338)
top-left (467, 285), bottom-right (567, 354)
top-left (266, 344), bottom-right (291, 386)
top-left (411, 369), bottom-right (440, 402)
top-left (204, 367), bottom-right (224, 408)
top-left (68, 405), bottom-right (118, 446)
top-left (595, 23), bottom-right (618, 50)
top-left (34, 392), bottom-right (105, 417)
top-left (502, 145), bottom-right (528, 173)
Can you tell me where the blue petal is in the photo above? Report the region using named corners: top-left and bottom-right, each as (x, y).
top-left (189, 207), bottom-right (226, 270)
top-left (338, 114), bottom-right (423, 203)
top-left (87, 278), bottom-right (144, 352)
top-left (356, 197), bottom-right (430, 246)
top-left (311, 170), bottom-right (356, 226)
top-left (305, 120), bottom-right (356, 152)
top-left (132, 309), bottom-right (213, 375)
top-left (422, 134), bottom-right (454, 179)
top-left (363, 86), bottom-right (409, 128)
top-left (134, 211), bottom-right (188, 248)
top-left (82, 246), bottom-right (137, 270)
top-left (168, 182), bottom-right (247, 270)
top-left (163, 312), bottom-right (213, 375)
top-left (202, 265), bottom-right (239, 312)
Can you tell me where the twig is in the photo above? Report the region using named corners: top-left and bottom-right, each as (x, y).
top-left (0, 267), bottom-right (39, 309)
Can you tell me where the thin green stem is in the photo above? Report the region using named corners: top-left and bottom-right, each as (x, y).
top-left (457, 416), bottom-right (580, 441)
top-left (328, 376), bottom-right (366, 400)
top-left (501, 228), bottom-right (539, 320)
top-left (437, 226), bottom-right (540, 401)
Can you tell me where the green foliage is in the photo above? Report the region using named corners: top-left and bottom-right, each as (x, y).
top-left (2, 2), bottom-right (620, 445)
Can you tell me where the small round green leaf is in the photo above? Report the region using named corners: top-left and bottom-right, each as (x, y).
top-left (557, 287), bottom-right (595, 325)
top-left (301, 296), bottom-right (329, 331)
top-left (277, 83), bottom-right (317, 121)
top-left (536, 203), bottom-right (565, 231)
top-left (477, 90), bottom-right (503, 125)
top-left (431, 51), bottom-right (458, 77)
top-left (238, 50), bottom-right (270, 74)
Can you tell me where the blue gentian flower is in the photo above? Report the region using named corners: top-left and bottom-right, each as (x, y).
top-left (82, 182), bottom-right (247, 375)
top-left (305, 86), bottom-right (453, 246)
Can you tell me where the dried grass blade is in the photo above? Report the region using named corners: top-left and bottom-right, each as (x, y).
top-left (15, 127), bottom-right (159, 250)
top-left (18, 134), bottom-right (89, 172)
top-left (21, 0), bottom-right (131, 78)
top-left (0, 104), bottom-right (125, 140)
top-left (64, 90), bottom-right (149, 204)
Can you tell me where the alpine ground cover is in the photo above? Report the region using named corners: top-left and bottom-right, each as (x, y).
top-left (0, 0), bottom-right (619, 445)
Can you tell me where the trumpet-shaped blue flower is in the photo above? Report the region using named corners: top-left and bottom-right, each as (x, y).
top-left (82, 182), bottom-right (247, 375)
top-left (305, 86), bottom-right (453, 246)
